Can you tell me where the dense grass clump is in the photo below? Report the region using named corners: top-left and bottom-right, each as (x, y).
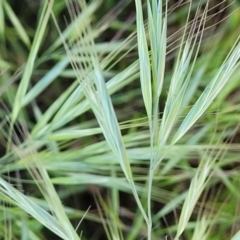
top-left (1, 0), bottom-right (240, 239)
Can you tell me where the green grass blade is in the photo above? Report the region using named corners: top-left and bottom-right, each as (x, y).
top-left (3, 0), bottom-right (30, 48)
top-left (0, 178), bottom-right (69, 240)
top-left (22, 57), bottom-right (69, 107)
top-left (135, 0), bottom-right (152, 121)
top-left (11, 0), bottom-right (54, 124)
top-left (173, 38), bottom-right (240, 144)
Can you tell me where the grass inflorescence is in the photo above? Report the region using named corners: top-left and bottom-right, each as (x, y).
top-left (1, 0), bottom-right (240, 239)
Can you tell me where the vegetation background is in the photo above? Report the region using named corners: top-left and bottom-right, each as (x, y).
top-left (1, 0), bottom-right (240, 239)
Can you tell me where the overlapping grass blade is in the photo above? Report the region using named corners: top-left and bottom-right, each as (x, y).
top-left (158, 1), bottom-right (207, 149)
top-left (175, 128), bottom-right (227, 239)
top-left (135, 0), bottom-right (152, 121)
top-left (8, 121), bottom-right (82, 239)
top-left (2, 0), bottom-right (30, 48)
top-left (11, 0), bottom-right (54, 124)
top-left (147, 0), bottom-right (167, 141)
top-left (0, 177), bottom-right (70, 239)
top-left (53, 0), bottom-right (133, 181)
top-left (173, 37), bottom-right (240, 144)
top-left (51, 0), bottom-right (152, 227)
top-left (22, 57), bottom-right (69, 107)
top-left (48, 0), bottom-right (100, 53)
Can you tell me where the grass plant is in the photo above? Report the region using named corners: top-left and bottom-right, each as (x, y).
top-left (1, 0), bottom-right (240, 239)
